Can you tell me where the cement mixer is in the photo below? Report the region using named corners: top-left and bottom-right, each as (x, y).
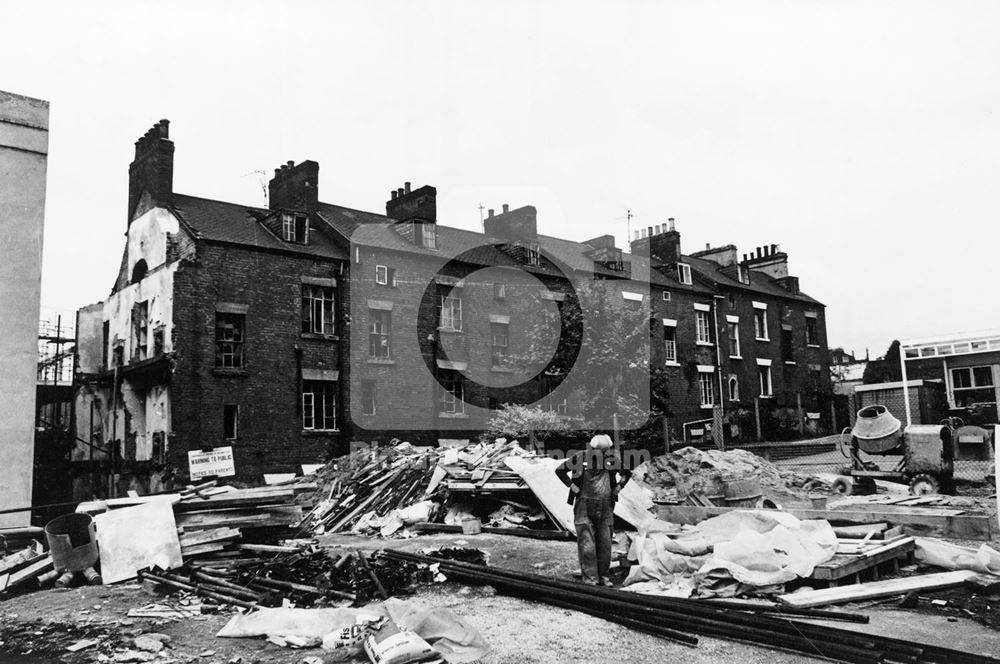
top-left (834, 405), bottom-right (975, 495)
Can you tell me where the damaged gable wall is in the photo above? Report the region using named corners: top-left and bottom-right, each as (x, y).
top-left (73, 204), bottom-right (194, 477)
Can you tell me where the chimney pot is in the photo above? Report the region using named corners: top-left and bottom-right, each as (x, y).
top-left (287, 160), bottom-right (294, 168)
top-left (771, 243), bottom-right (778, 254)
top-left (404, 182), bottom-right (411, 194)
top-left (391, 190), bottom-right (397, 200)
top-left (488, 209), bottom-right (494, 218)
top-left (706, 243), bottom-right (710, 250)
top-left (397, 188), bottom-right (404, 198)
top-left (502, 203), bottom-right (509, 213)
top-left (633, 230), bottom-right (640, 241)
top-left (756, 246), bottom-right (762, 258)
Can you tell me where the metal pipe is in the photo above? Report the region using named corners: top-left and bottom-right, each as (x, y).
top-left (900, 342), bottom-right (912, 427)
top-left (383, 551), bottom-right (957, 664)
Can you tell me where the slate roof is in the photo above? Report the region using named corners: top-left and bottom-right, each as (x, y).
top-left (683, 254), bottom-right (822, 305)
top-left (169, 193), bottom-right (820, 305)
top-left (171, 193), bottom-right (348, 259)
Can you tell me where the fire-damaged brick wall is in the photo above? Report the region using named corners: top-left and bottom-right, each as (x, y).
top-left (170, 243), bottom-right (350, 480)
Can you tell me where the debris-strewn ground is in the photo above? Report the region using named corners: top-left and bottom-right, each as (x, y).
top-left (2, 532), bottom-right (997, 664)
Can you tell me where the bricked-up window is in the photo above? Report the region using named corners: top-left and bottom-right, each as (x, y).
top-left (420, 223), bottom-right (437, 249)
top-left (491, 322), bottom-right (509, 367)
top-left (753, 308), bottom-right (769, 340)
top-left (759, 366), bottom-right (773, 396)
top-left (781, 326), bottom-right (794, 362)
top-left (368, 309), bottom-right (391, 359)
top-left (215, 313), bottom-right (245, 369)
top-left (728, 376), bottom-right (740, 401)
top-left (662, 291), bottom-right (671, 301)
top-left (728, 319), bottom-right (741, 357)
top-left (806, 316), bottom-right (819, 346)
top-left (438, 286), bottom-right (463, 331)
top-left (951, 366), bottom-right (995, 407)
top-left (361, 380), bottom-right (376, 416)
top-left (699, 372), bottom-right (715, 407)
top-left (132, 301), bottom-right (149, 361)
top-left (695, 311), bottom-right (712, 344)
top-left (494, 282), bottom-right (506, 300)
top-left (439, 370), bottom-right (465, 414)
top-left (281, 212), bottom-right (308, 243)
top-left (223, 405), bottom-right (238, 439)
top-left (302, 380), bottom-right (336, 430)
top-left (664, 324), bottom-right (677, 363)
top-left (301, 285), bottom-right (335, 335)
top-left (375, 265), bottom-right (397, 287)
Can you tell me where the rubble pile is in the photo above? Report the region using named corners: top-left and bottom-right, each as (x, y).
top-left (139, 544), bottom-right (425, 609)
top-left (301, 439), bottom-right (565, 537)
top-left (632, 446), bottom-right (830, 504)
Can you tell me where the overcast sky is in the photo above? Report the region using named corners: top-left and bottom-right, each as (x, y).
top-left (5, 1), bottom-right (998, 358)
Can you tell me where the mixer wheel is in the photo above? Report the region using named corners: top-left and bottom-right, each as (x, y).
top-left (831, 476), bottom-right (854, 495)
top-left (909, 474), bottom-right (940, 496)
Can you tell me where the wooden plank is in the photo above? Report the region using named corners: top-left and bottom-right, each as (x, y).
top-left (177, 526), bottom-right (241, 547)
top-left (181, 542), bottom-right (227, 556)
top-left (778, 570), bottom-right (979, 608)
top-left (812, 537), bottom-right (915, 580)
top-left (5, 556), bottom-right (53, 588)
top-left (832, 523), bottom-right (889, 538)
top-left (653, 504), bottom-right (993, 540)
top-left (173, 490), bottom-right (294, 512)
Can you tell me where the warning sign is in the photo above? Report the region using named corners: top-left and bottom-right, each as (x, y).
top-left (187, 446), bottom-right (236, 480)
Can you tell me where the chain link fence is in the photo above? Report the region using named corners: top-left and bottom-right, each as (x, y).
top-left (760, 434), bottom-right (995, 484)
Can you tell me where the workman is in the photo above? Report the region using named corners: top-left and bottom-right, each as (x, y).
top-left (554, 434), bottom-right (629, 586)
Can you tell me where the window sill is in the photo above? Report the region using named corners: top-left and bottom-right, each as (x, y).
top-left (700, 404), bottom-right (714, 409)
top-left (807, 344), bottom-right (821, 348)
top-left (375, 283), bottom-right (397, 288)
top-left (729, 355), bottom-right (743, 360)
top-left (367, 358), bottom-right (395, 365)
top-left (696, 341), bottom-right (714, 347)
top-left (301, 333), bottom-right (339, 341)
top-left (784, 361), bottom-right (797, 365)
top-left (759, 394), bottom-right (774, 399)
top-left (664, 361), bottom-right (681, 367)
top-left (755, 337), bottom-right (770, 342)
top-left (213, 368), bottom-right (248, 377)
top-left (437, 327), bottom-right (465, 334)
top-left (302, 429), bottom-right (340, 436)
top-left (438, 412), bottom-right (470, 419)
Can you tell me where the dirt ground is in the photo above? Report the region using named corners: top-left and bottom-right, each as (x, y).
top-left (1, 531), bottom-right (998, 664)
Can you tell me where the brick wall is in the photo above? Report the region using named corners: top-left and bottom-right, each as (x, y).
top-left (650, 287), bottom-right (832, 443)
top-left (170, 242), bottom-right (348, 480)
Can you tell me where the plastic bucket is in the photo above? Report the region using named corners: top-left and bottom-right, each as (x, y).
top-left (45, 512), bottom-right (99, 572)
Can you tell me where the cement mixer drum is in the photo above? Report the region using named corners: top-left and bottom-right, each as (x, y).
top-left (852, 405), bottom-right (904, 454)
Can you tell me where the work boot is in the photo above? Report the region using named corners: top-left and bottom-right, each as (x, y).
top-left (598, 578), bottom-right (614, 588)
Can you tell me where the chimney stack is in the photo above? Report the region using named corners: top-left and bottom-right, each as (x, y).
top-left (630, 216), bottom-right (681, 264)
top-left (268, 160), bottom-right (320, 213)
top-left (127, 119), bottom-right (174, 223)
top-left (385, 182), bottom-right (437, 223)
top-left (483, 204), bottom-right (538, 241)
